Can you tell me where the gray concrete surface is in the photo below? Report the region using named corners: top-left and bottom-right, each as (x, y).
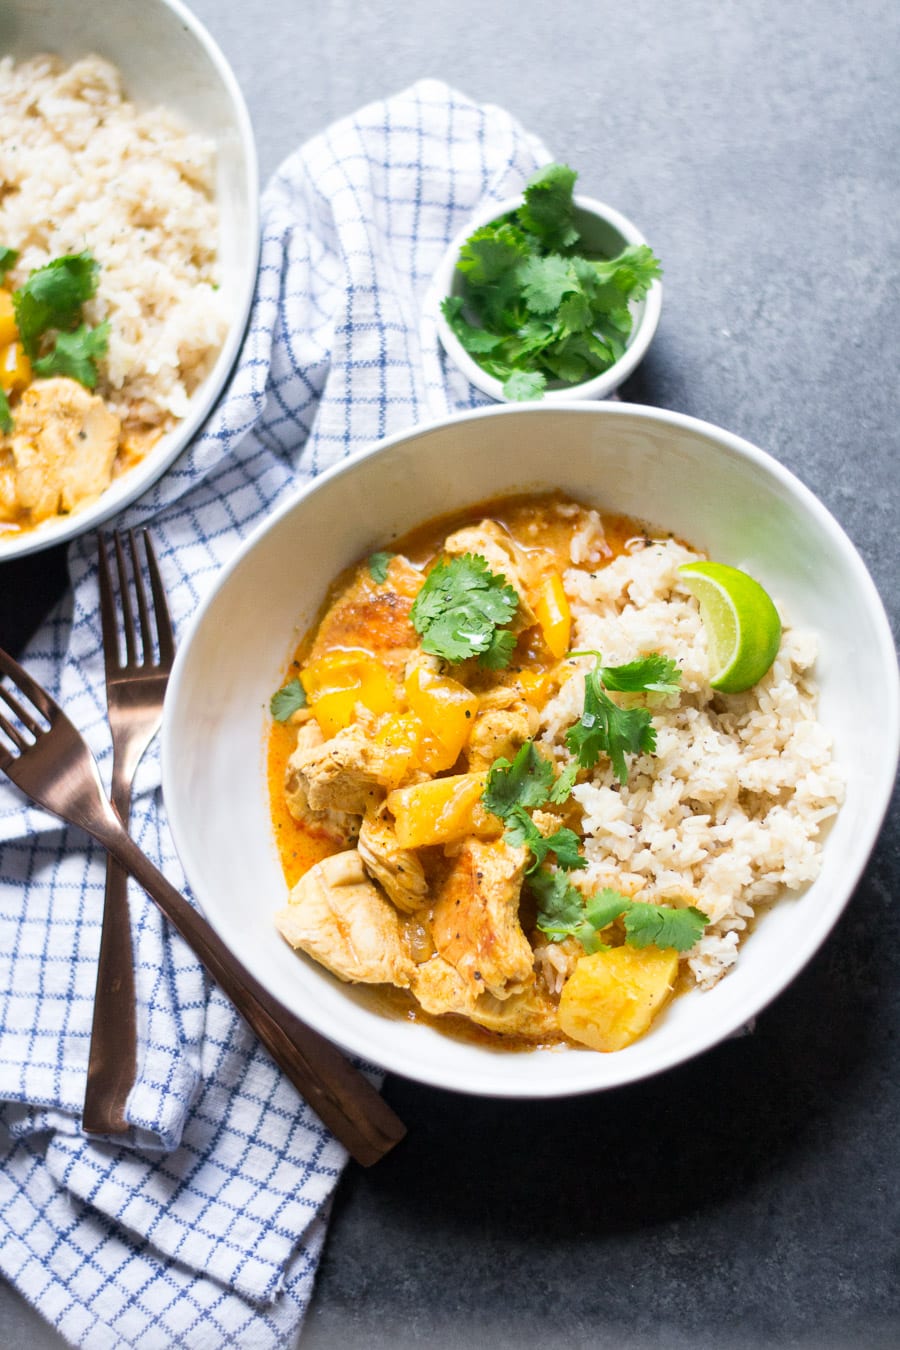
top-left (2, 0), bottom-right (898, 1346)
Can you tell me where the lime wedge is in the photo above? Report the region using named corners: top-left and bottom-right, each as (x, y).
top-left (678, 561), bottom-right (782, 693)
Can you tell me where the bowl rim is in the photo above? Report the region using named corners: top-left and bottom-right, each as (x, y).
top-left (428, 193), bottom-right (663, 405)
top-left (0, 0), bottom-right (260, 562)
top-left (162, 401), bottom-right (900, 1096)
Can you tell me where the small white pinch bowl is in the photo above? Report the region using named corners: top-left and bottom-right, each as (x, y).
top-left (162, 404), bottom-right (899, 1098)
top-left (429, 194), bottom-right (662, 404)
top-left (0, 0), bottom-right (259, 560)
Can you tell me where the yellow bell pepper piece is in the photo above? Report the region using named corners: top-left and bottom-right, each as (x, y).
top-left (404, 666), bottom-right (478, 763)
top-left (557, 945), bottom-right (679, 1052)
top-left (0, 291), bottom-right (17, 349)
top-left (387, 772), bottom-right (501, 849)
top-left (301, 648), bottom-right (396, 738)
top-left (0, 341), bottom-right (32, 395)
top-left (534, 571), bottom-right (571, 660)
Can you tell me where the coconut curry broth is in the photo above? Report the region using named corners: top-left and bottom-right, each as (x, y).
top-left (267, 493), bottom-right (657, 1046)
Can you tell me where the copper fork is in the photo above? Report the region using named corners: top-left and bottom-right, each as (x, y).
top-left (82, 530), bottom-right (174, 1135)
top-left (0, 645), bottom-right (406, 1166)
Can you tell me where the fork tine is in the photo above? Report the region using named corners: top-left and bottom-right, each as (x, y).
top-left (0, 647), bottom-right (59, 724)
top-left (96, 532), bottom-right (120, 678)
top-left (112, 531), bottom-right (138, 667)
top-left (0, 707), bottom-right (29, 756)
top-left (127, 529), bottom-right (154, 664)
top-left (143, 531), bottom-right (175, 667)
top-left (0, 679), bottom-right (43, 738)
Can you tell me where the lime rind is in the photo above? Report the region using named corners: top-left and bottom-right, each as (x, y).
top-left (678, 561), bottom-right (782, 694)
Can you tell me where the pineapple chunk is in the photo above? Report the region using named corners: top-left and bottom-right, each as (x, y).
top-left (386, 772), bottom-right (501, 849)
top-left (558, 945), bottom-right (679, 1052)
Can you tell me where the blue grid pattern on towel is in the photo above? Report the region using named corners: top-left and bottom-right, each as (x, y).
top-left (0, 80), bottom-right (548, 1347)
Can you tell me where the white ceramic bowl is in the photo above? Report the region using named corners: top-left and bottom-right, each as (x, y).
top-left (430, 194), bottom-right (662, 403)
top-left (162, 404), bottom-right (899, 1097)
top-left (0, 0), bottom-right (259, 560)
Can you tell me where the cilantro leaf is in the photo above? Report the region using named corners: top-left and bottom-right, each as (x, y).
top-left (518, 255), bottom-right (578, 315)
top-left (518, 163), bottom-right (580, 251)
top-left (623, 902), bottom-right (709, 952)
top-left (455, 222), bottom-right (530, 286)
top-left (13, 252), bottom-right (100, 357)
top-left (531, 869), bottom-right (709, 955)
top-left (598, 653), bottom-right (681, 695)
top-left (0, 388), bottom-right (12, 434)
top-left (0, 247), bottom-right (19, 280)
top-left (502, 368), bottom-right (546, 401)
top-left (440, 295), bottom-right (506, 355)
top-left (549, 761), bottom-right (578, 803)
top-left (367, 551), bottom-right (394, 584)
top-left (270, 677), bottom-right (307, 722)
top-left (33, 320), bottom-right (109, 390)
top-left (483, 741), bottom-right (556, 818)
top-left (564, 653), bottom-right (681, 783)
top-left (530, 868), bottom-right (609, 953)
top-left (410, 553), bottom-right (519, 666)
top-left (502, 807), bottom-right (585, 873)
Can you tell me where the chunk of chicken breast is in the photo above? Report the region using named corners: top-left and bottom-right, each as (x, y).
top-left (309, 553), bottom-right (423, 679)
top-left (431, 838), bottom-right (533, 1000)
top-left (358, 809), bottom-right (429, 913)
top-left (10, 377), bottom-right (120, 523)
top-left (284, 721), bottom-right (358, 846)
top-left (465, 699), bottom-right (540, 771)
top-left (275, 849), bottom-right (415, 987)
top-left (442, 519), bottom-right (537, 628)
top-left (288, 710), bottom-right (400, 816)
top-left (411, 956), bottom-right (558, 1040)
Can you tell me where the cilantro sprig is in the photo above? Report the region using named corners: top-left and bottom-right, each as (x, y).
top-left (440, 162), bottom-right (662, 401)
top-left (565, 651), bottom-right (681, 784)
top-left (270, 676), bottom-right (307, 722)
top-left (482, 741), bottom-right (582, 873)
top-left (530, 868), bottom-right (708, 955)
top-left (410, 552), bottom-right (519, 668)
top-left (11, 251), bottom-right (108, 391)
top-left (367, 551), bottom-right (394, 584)
top-left (0, 389), bottom-right (13, 435)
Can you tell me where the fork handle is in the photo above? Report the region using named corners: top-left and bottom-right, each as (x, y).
top-left (83, 776), bottom-right (139, 1135)
top-left (90, 817), bottom-right (406, 1167)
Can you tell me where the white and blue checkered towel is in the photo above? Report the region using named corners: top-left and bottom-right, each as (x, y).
top-left (0, 81), bottom-right (548, 1347)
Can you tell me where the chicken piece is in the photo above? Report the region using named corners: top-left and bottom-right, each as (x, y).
top-left (411, 956), bottom-right (559, 1041)
top-left (466, 698), bottom-right (540, 771)
top-left (358, 809), bottom-right (429, 913)
top-left (284, 721), bottom-right (358, 846)
top-left (309, 553), bottom-right (423, 679)
top-left (275, 849), bottom-right (415, 987)
top-left (10, 377), bottom-right (120, 523)
top-left (431, 838), bottom-right (533, 1000)
top-left (442, 519), bottom-right (537, 628)
top-left (287, 709), bottom-right (398, 816)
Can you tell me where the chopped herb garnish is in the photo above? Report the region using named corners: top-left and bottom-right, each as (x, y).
top-left (367, 551), bottom-right (394, 584)
top-left (33, 320), bottom-right (109, 390)
top-left (270, 676), bottom-right (307, 722)
top-left (483, 740), bottom-right (556, 816)
top-left (565, 651), bottom-right (681, 784)
top-left (483, 740), bottom-right (584, 871)
top-left (0, 247), bottom-right (19, 281)
top-left (530, 868), bottom-right (708, 954)
top-left (410, 552), bottom-right (519, 667)
top-left (440, 162), bottom-right (662, 401)
top-left (13, 251), bottom-right (100, 359)
top-left (0, 388), bottom-right (13, 435)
